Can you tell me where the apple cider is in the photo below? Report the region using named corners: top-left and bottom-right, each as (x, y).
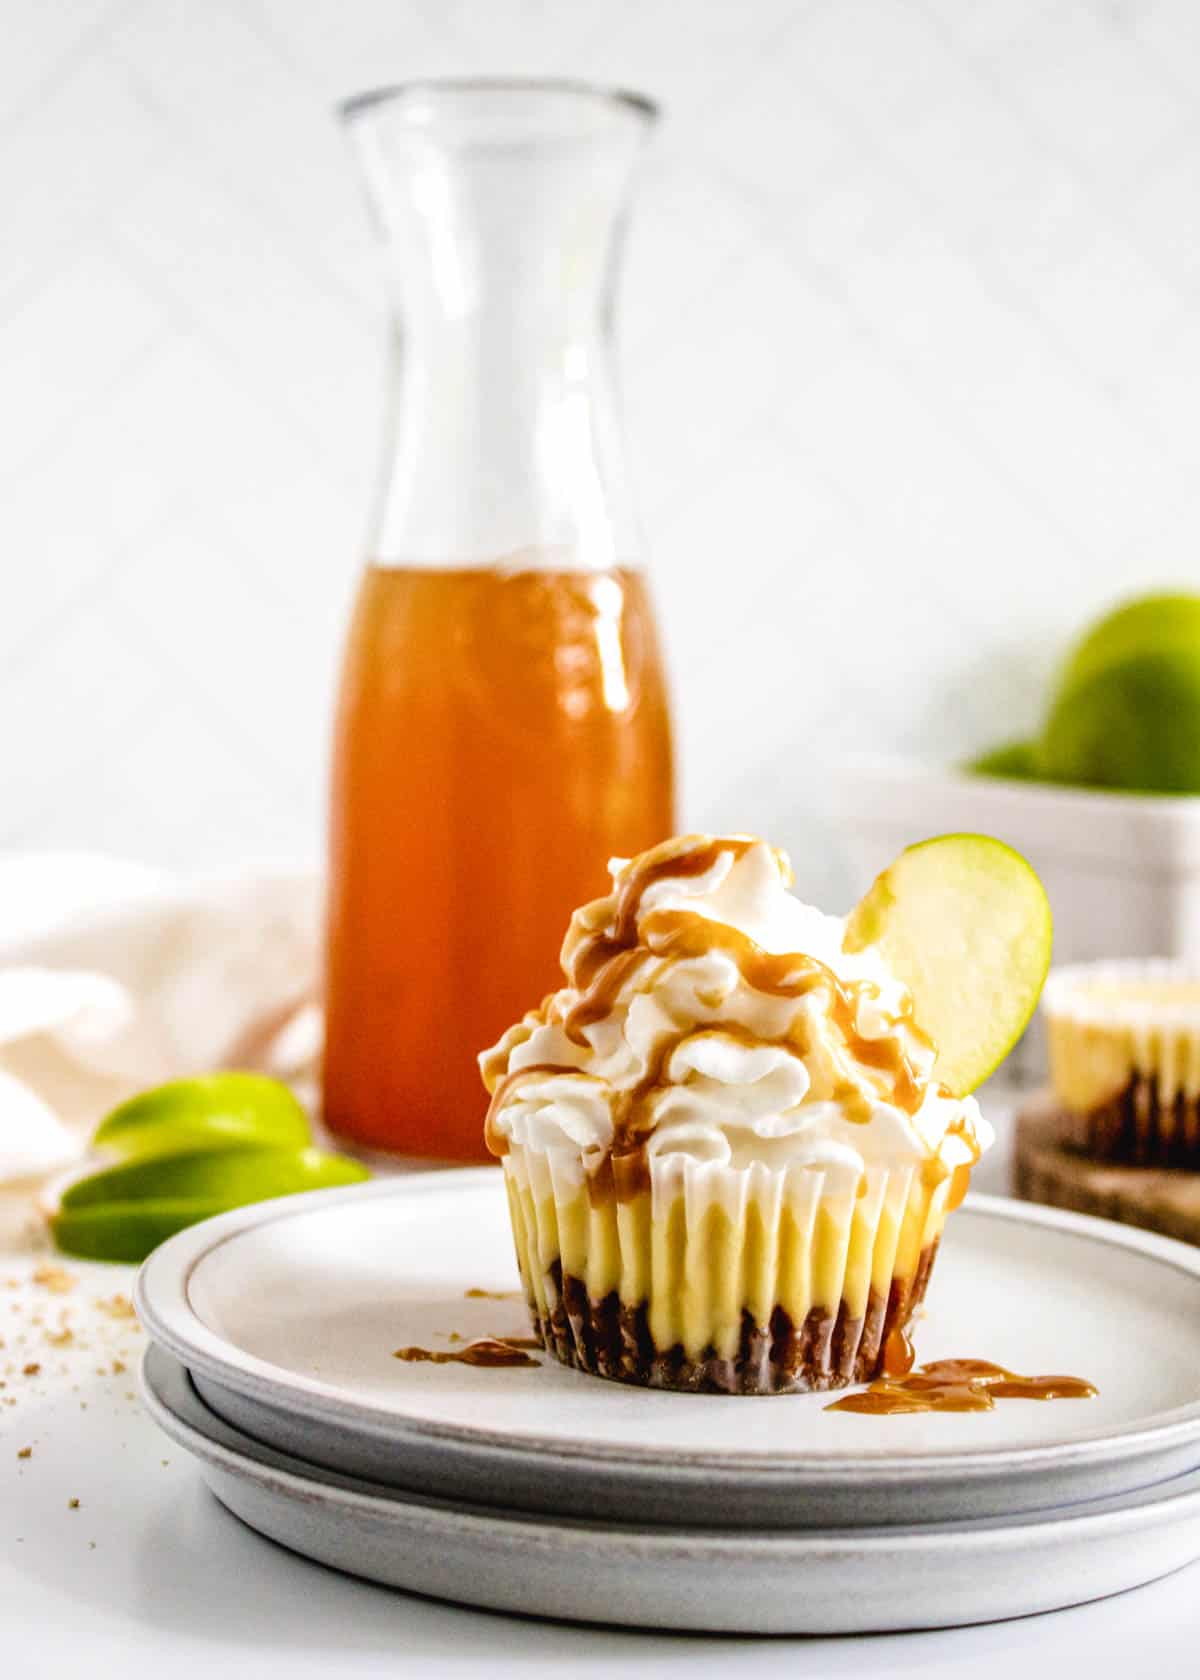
top-left (323, 563), bottom-right (674, 1159)
top-left (331, 82), bottom-right (671, 1155)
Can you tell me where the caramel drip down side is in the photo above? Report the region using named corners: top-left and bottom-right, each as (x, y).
top-left (881, 1324), bottom-right (916, 1378)
top-left (483, 1064), bottom-right (590, 1157)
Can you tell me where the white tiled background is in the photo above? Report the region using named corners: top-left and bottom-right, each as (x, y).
top-left (7, 0), bottom-right (1200, 902)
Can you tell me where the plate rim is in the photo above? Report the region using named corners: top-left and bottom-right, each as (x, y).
top-left (139, 1340), bottom-right (1200, 1559)
top-left (135, 1171), bottom-right (1200, 1482)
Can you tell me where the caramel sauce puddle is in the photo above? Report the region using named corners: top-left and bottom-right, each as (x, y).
top-left (826, 1357), bottom-right (1097, 1415)
top-left (392, 1337), bottom-right (541, 1369)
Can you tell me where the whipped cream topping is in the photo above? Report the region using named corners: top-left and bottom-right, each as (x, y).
top-left (480, 835), bottom-right (991, 1180)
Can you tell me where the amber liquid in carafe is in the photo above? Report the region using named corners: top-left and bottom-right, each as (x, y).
top-left (323, 562), bottom-right (674, 1160)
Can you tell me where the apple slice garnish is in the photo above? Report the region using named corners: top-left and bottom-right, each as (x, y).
top-left (843, 834), bottom-right (1052, 1096)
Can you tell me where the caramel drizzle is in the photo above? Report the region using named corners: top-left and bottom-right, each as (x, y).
top-left (485, 834), bottom-right (956, 1186)
top-left (392, 1337), bottom-right (540, 1369)
top-left (826, 1357), bottom-right (1097, 1415)
top-left (565, 905), bottom-right (930, 1118)
top-left (563, 948), bottom-right (648, 1041)
top-left (563, 836), bottom-right (751, 992)
top-left (609, 836), bottom-right (755, 955)
top-left (483, 1063), bottom-right (595, 1157)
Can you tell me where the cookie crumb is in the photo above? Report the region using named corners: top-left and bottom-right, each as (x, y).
top-left (68, 1498), bottom-right (79, 1510)
top-left (22, 1363), bottom-right (40, 1378)
top-left (16, 1447), bottom-right (30, 1459)
top-left (95, 1295), bottom-right (136, 1321)
top-left (32, 1265), bottom-right (76, 1295)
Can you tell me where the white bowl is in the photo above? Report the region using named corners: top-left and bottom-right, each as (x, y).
top-left (829, 757), bottom-right (1200, 1079)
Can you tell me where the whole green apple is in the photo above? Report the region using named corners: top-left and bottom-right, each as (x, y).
top-left (1056, 592), bottom-right (1200, 696)
top-left (1041, 646), bottom-right (1200, 794)
top-left (968, 739), bottom-right (1041, 780)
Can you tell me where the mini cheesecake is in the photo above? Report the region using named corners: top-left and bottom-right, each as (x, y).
top-left (480, 834), bottom-right (993, 1395)
top-left (1043, 961), bottom-right (1200, 1167)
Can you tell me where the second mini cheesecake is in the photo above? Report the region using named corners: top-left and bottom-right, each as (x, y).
top-left (1043, 961), bottom-right (1200, 1167)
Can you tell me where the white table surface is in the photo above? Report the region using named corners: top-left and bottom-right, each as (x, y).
top-left (4, 1095), bottom-right (1199, 1677)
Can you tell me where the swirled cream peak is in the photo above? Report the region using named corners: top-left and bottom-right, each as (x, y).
top-left (480, 835), bottom-right (990, 1177)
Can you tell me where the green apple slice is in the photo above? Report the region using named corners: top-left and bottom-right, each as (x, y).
top-left (60, 1144), bottom-right (368, 1211)
top-left (51, 1145), bottom-right (370, 1263)
top-left (50, 1201), bottom-right (234, 1264)
top-left (92, 1073), bottom-right (311, 1161)
top-left (843, 834), bottom-right (1052, 1095)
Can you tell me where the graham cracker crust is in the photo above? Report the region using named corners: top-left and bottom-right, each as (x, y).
top-left (1065, 1077), bottom-right (1200, 1167)
top-left (526, 1242), bottom-right (940, 1396)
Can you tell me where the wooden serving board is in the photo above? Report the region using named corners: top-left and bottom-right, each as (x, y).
top-left (1015, 1092), bottom-right (1200, 1247)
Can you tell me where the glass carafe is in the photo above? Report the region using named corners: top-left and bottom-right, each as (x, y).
top-left (324, 81), bottom-right (675, 1160)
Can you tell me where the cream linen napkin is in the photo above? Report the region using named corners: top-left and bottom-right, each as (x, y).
top-left (0, 853), bottom-right (322, 1186)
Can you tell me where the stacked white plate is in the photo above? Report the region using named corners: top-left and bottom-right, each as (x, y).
top-left (136, 1171), bottom-right (1200, 1633)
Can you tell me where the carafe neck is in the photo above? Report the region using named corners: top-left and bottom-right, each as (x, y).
top-left (345, 82), bottom-right (655, 571)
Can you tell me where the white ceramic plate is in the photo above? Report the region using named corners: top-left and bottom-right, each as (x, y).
top-left (140, 1343), bottom-right (1200, 1635)
top-left (135, 1172), bottom-right (1200, 1528)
